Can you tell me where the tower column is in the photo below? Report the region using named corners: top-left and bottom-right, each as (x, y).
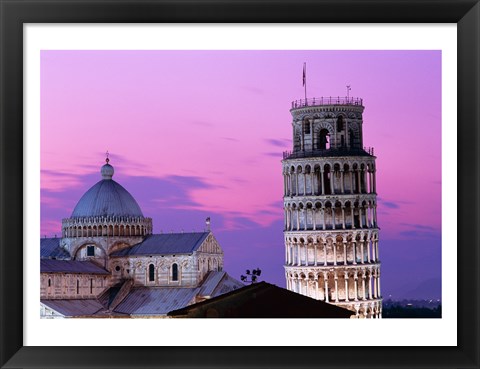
top-left (334, 273), bottom-right (339, 302)
top-left (341, 206), bottom-right (346, 229)
top-left (343, 241), bottom-right (347, 265)
top-left (320, 168), bottom-right (325, 195)
top-left (297, 242), bottom-right (301, 266)
top-left (340, 170), bottom-right (345, 194)
top-left (354, 272), bottom-right (359, 301)
top-left (362, 272), bottom-right (367, 300)
top-left (315, 276), bottom-right (319, 299)
top-left (352, 241), bottom-right (357, 265)
top-left (323, 242), bottom-right (327, 266)
top-left (333, 242), bottom-right (337, 265)
top-left (344, 272), bottom-right (349, 302)
top-left (375, 238), bottom-right (379, 260)
top-left (310, 172), bottom-right (315, 195)
top-left (303, 172), bottom-right (307, 195)
top-left (357, 169), bottom-right (361, 194)
top-left (312, 208), bottom-right (316, 230)
top-left (330, 170), bottom-right (335, 195)
top-left (323, 272), bottom-right (329, 302)
top-left (361, 240), bottom-right (365, 264)
top-left (314, 242), bottom-right (318, 266)
top-left (349, 169), bottom-right (354, 194)
top-left (368, 271), bottom-right (373, 299)
top-left (304, 243), bottom-right (308, 266)
top-left (367, 238), bottom-right (371, 263)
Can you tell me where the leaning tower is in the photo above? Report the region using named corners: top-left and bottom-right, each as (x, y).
top-left (282, 96), bottom-right (382, 318)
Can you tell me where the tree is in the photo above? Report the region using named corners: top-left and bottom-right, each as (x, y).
top-left (240, 268), bottom-right (262, 284)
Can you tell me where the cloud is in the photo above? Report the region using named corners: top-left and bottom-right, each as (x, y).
top-left (240, 85), bottom-right (264, 94)
top-left (264, 138), bottom-right (290, 147)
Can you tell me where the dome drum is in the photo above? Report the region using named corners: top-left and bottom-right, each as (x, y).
top-left (62, 216), bottom-right (153, 238)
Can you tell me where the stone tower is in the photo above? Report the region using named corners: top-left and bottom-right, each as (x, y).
top-left (282, 96), bottom-right (382, 318)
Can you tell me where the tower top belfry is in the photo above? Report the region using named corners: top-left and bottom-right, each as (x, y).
top-left (282, 92), bottom-right (382, 318)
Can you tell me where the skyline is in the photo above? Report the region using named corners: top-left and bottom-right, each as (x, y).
top-left (41, 50), bottom-right (442, 299)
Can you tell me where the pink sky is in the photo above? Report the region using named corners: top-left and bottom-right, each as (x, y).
top-left (41, 51), bottom-right (441, 298)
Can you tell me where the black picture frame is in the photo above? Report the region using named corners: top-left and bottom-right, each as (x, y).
top-left (1, 1), bottom-right (479, 368)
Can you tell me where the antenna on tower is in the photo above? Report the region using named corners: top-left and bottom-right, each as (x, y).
top-left (205, 217), bottom-right (211, 232)
top-left (105, 150), bottom-right (110, 164)
top-left (302, 62), bottom-right (307, 102)
top-left (346, 85), bottom-right (351, 101)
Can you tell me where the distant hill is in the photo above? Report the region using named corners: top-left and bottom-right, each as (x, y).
top-left (397, 278), bottom-right (441, 300)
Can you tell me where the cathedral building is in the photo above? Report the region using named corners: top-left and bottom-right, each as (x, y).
top-left (282, 96), bottom-right (382, 318)
top-left (40, 158), bottom-right (243, 318)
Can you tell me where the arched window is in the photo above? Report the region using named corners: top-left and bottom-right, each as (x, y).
top-left (318, 129), bottom-right (330, 150)
top-left (148, 264), bottom-right (155, 282)
top-left (303, 119), bottom-right (310, 134)
top-left (172, 263), bottom-right (178, 281)
top-left (337, 116), bottom-right (344, 132)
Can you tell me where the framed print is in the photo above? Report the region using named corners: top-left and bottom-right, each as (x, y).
top-left (1, 1), bottom-right (479, 368)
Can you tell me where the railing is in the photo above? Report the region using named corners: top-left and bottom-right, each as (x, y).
top-left (291, 97), bottom-right (363, 109)
top-left (283, 147), bottom-right (374, 159)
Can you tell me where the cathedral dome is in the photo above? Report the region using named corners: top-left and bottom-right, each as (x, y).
top-left (71, 160), bottom-right (144, 218)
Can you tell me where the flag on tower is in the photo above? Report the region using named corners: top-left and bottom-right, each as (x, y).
top-left (302, 63), bottom-right (306, 87)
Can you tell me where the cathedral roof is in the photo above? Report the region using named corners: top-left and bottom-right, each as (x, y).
top-left (41, 259), bottom-right (110, 274)
top-left (110, 232), bottom-right (210, 256)
top-left (70, 160), bottom-right (144, 218)
top-left (40, 237), bottom-right (70, 259)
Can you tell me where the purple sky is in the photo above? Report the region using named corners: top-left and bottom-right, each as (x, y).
top-left (41, 50), bottom-right (442, 300)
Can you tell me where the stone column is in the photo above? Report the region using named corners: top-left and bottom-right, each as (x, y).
top-left (351, 206), bottom-right (355, 229)
top-left (312, 209), bottom-right (316, 231)
top-left (320, 168), bottom-right (325, 195)
top-left (377, 270), bottom-right (381, 298)
top-left (373, 271), bottom-right (378, 298)
top-left (333, 242), bottom-right (337, 266)
top-left (315, 277), bottom-right (319, 300)
top-left (296, 209), bottom-right (300, 231)
top-left (352, 241), bottom-right (357, 265)
top-left (303, 173), bottom-right (307, 195)
top-left (375, 238), bottom-right (379, 260)
top-left (367, 239), bottom-right (371, 263)
top-left (349, 170), bottom-right (354, 194)
top-left (332, 207), bottom-right (336, 230)
top-left (311, 172), bottom-right (315, 195)
top-left (323, 272), bottom-right (329, 302)
top-left (322, 208), bottom-right (326, 230)
top-left (373, 169), bottom-right (377, 193)
top-left (354, 272), bottom-right (359, 301)
top-left (295, 169), bottom-right (300, 196)
top-left (314, 242), bottom-right (318, 266)
top-left (362, 273), bottom-right (367, 300)
top-left (343, 241), bottom-right (347, 265)
top-left (368, 272), bottom-right (373, 299)
top-left (304, 208), bottom-right (308, 231)
top-left (340, 170), bottom-right (345, 194)
top-left (359, 206), bottom-right (363, 228)
top-left (341, 206), bottom-right (346, 229)
top-left (344, 272), bottom-right (349, 301)
top-left (323, 242), bottom-right (327, 266)
top-left (297, 243), bottom-right (301, 266)
top-left (371, 235), bottom-right (376, 262)
top-left (361, 240), bottom-right (365, 264)
top-left (304, 243), bottom-right (308, 266)
top-left (357, 169), bottom-right (361, 193)
top-left (334, 273), bottom-right (339, 302)
top-left (330, 171), bottom-right (335, 195)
